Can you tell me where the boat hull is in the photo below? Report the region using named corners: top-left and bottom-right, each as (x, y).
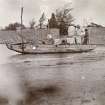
top-left (6, 43), bottom-right (96, 54)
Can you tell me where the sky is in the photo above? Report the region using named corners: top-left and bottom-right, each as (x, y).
top-left (0, 0), bottom-right (105, 27)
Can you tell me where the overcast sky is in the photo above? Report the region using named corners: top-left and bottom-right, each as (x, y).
top-left (0, 0), bottom-right (105, 27)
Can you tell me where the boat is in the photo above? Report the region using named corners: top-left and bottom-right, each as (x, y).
top-left (5, 6), bottom-right (96, 54)
top-left (6, 42), bottom-right (96, 54)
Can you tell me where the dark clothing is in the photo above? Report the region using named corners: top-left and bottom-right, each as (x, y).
top-left (74, 37), bottom-right (77, 45)
top-left (83, 29), bottom-right (89, 45)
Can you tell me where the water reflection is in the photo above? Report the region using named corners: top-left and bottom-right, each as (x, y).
top-left (0, 45), bottom-right (105, 105)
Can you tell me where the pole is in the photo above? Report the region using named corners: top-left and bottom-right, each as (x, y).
top-left (21, 7), bottom-right (24, 53)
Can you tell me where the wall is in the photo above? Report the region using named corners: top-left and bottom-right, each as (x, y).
top-left (0, 28), bottom-right (60, 44)
top-left (0, 31), bottom-right (21, 44)
top-left (88, 27), bottom-right (105, 45)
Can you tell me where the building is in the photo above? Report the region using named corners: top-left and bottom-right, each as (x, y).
top-left (88, 24), bottom-right (105, 45)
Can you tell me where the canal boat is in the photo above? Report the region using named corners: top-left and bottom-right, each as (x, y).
top-left (5, 6), bottom-right (96, 54)
top-left (6, 42), bottom-right (96, 54)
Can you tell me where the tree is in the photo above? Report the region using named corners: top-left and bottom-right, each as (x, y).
top-left (4, 22), bottom-right (25, 31)
top-left (5, 23), bottom-right (16, 30)
top-left (48, 13), bottom-right (58, 28)
top-left (39, 12), bottom-right (46, 29)
top-left (59, 18), bottom-right (68, 35)
top-left (29, 18), bottom-right (36, 29)
top-left (56, 3), bottom-right (73, 35)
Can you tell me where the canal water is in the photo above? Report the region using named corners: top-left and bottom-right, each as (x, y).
top-left (0, 45), bottom-right (105, 105)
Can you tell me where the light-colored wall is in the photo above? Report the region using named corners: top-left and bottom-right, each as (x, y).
top-left (0, 31), bottom-right (21, 44)
top-left (88, 27), bottom-right (105, 45)
top-left (49, 28), bottom-right (60, 39)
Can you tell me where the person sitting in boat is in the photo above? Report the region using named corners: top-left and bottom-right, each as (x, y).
top-left (54, 39), bottom-right (61, 46)
top-left (47, 34), bottom-right (54, 44)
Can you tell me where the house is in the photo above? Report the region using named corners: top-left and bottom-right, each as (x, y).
top-left (88, 23), bottom-right (105, 45)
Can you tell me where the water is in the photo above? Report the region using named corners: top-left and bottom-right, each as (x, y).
top-left (0, 45), bottom-right (105, 105)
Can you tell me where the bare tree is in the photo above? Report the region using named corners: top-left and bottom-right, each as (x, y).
top-left (29, 18), bottom-right (36, 29)
top-left (39, 12), bottom-right (46, 29)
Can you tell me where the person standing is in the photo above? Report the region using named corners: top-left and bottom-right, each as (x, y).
top-left (83, 28), bottom-right (89, 45)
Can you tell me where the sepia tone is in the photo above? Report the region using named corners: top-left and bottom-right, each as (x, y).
top-left (0, 0), bottom-right (105, 105)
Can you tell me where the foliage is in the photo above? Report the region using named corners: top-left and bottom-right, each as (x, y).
top-left (56, 3), bottom-right (73, 35)
top-left (4, 22), bottom-right (25, 31)
top-left (48, 13), bottom-right (58, 28)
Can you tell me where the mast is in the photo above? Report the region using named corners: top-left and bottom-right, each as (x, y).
top-left (20, 6), bottom-right (24, 53)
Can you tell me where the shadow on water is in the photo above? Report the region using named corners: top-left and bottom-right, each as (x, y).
top-left (0, 97), bottom-right (8, 105)
top-left (0, 84), bottom-right (61, 105)
top-left (25, 85), bottom-right (61, 105)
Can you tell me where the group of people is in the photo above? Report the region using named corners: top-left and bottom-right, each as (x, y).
top-left (68, 25), bottom-right (89, 45)
top-left (47, 25), bottom-right (89, 45)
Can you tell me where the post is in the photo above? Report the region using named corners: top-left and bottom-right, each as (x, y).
top-left (21, 7), bottom-right (24, 53)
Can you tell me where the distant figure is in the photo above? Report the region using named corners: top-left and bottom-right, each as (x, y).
top-left (83, 28), bottom-right (89, 45)
top-left (74, 37), bottom-right (77, 44)
top-left (75, 25), bottom-right (81, 35)
top-left (74, 25), bottom-right (81, 44)
top-left (68, 26), bottom-right (75, 37)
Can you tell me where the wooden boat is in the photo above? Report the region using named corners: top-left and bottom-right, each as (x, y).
top-left (6, 43), bottom-right (96, 54)
top-left (5, 6), bottom-right (96, 54)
